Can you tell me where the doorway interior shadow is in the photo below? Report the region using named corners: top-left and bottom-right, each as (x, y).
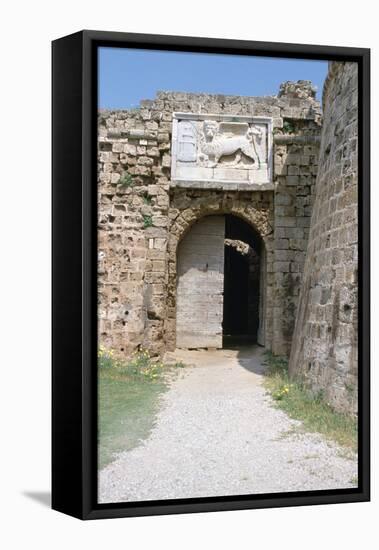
top-left (223, 214), bottom-right (264, 346)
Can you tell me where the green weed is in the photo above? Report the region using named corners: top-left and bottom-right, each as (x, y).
top-left (118, 171), bottom-right (134, 188)
top-left (262, 351), bottom-right (358, 451)
top-left (143, 214), bottom-right (153, 228)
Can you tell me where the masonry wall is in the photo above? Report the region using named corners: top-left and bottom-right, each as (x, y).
top-left (98, 84), bottom-right (321, 358)
top-left (288, 63), bottom-right (358, 414)
top-left (273, 129), bottom-right (320, 354)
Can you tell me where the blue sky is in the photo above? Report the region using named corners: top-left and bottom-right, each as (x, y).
top-left (98, 47), bottom-right (328, 109)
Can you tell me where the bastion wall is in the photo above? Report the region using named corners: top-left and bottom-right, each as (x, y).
top-left (289, 62), bottom-right (358, 414)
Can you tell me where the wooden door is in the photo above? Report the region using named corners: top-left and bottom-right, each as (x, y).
top-left (176, 216), bottom-right (225, 348)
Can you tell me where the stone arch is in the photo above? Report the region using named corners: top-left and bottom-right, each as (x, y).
top-left (170, 201), bottom-right (272, 248)
top-left (165, 198), bottom-right (274, 350)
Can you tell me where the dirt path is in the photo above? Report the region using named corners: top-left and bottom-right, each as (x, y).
top-left (99, 347), bottom-right (357, 503)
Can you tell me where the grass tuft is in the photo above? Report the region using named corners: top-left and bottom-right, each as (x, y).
top-left (143, 193), bottom-right (152, 205)
top-left (262, 351), bottom-right (358, 451)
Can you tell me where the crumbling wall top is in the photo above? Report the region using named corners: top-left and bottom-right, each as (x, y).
top-left (278, 80), bottom-right (317, 100)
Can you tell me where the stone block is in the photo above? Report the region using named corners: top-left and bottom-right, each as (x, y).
top-left (147, 147), bottom-right (160, 157)
top-left (158, 132), bottom-right (170, 143)
top-left (137, 156), bottom-right (154, 166)
top-left (134, 165), bottom-right (151, 176)
top-left (275, 205), bottom-right (295, 217)
top-left (297, 217), bottom-right (311, 228)
top-left (274, 238), bottom-right (289, 249)
top-left (147, 185), bottom-right (158, 196)
top-left (275, 250), bottom-right (293, 262)
top-left (110, 173), bottom-right (121, 184)
top-left (152, 260), bottom-right (166, 272)
top-left (275, 192), bottom-right (294, 206)
top-left (286, 176), bottom-right (299, 186)
top-left (276, 216), bottom-right (296, 227)
top-left (112, 142), bottom-right (124, 153)
top-left (152, 216), bottom-right (168, 227)
top-left (154, 238), bottom-right (167, 250)
top-left (124, 144), bottom-right (137, 156)
top-left (288, 165), bottom-right (300, 175)
top-left (162, 154), bottom-right (171, 168)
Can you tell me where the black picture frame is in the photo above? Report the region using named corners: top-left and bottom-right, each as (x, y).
top-left (52, 30), bottom-right (370, 520)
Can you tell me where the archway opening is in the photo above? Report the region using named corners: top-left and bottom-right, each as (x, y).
top-left (223, 214), bottom-right (263, 347)
top-left (175, 213), bottom-right (265, 350)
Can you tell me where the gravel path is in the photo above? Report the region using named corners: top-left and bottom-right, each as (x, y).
top-left (99, 346), bottom-right (357, 503)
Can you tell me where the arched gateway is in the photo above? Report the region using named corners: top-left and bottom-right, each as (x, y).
top-left (164, 195), bottom-right (275, 353)
top-left (176, 214), bottom-right (266, 349)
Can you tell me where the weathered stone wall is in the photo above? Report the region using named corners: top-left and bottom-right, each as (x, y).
top-left (97, 105), bottom-right (171, 357)
top-left (273, 130), bottom-right (320, 354)
top-left (288, 62), bottom-right (358, 414)
top-left (98, 84), bottom-right (321, 357)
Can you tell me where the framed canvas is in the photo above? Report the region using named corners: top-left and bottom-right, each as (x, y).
top-left (52, 30), bottom-right (370, 520)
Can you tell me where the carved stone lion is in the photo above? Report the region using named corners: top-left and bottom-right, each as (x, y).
top-left (199, 121), bottom-right (262, 167)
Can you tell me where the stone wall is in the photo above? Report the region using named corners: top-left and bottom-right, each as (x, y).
top-left (98, 83), bottom-right (321, 357)
top-left (288, 62), bottom-right (358, 414)
top-left (273, 131), bottom-right (320, 354)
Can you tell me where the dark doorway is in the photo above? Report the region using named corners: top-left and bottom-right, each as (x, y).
top-left (223, 215), bottom-right (263, 347)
